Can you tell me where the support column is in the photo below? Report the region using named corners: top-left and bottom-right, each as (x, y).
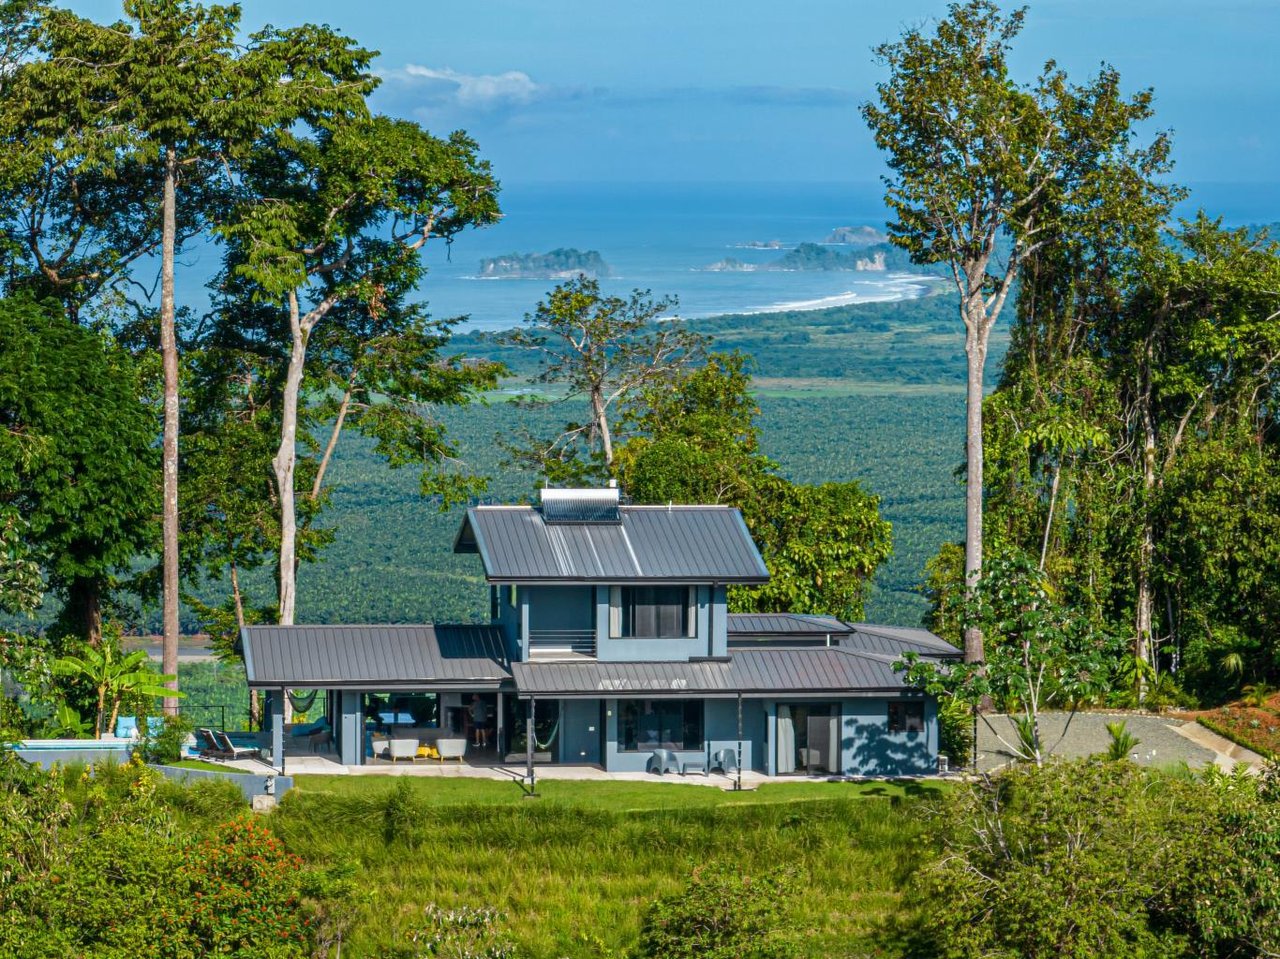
top-left (496, 691), bottom-right (505, 758)
top-left (525, 695), bottom-right (537, 796)
top-left (735, 693), bottom-right (743, 791)
top-left (271, 688), bottom-right (285, 773)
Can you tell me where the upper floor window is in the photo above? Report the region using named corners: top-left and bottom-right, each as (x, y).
top-left (609, 585), bottom-right (696, 639)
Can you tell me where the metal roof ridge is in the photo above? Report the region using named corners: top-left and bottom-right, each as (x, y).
top-left (245, 622), bottom-right (442, 630)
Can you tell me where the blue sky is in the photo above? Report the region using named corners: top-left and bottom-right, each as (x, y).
top-left (64, 1), bottom-right (1280, 187)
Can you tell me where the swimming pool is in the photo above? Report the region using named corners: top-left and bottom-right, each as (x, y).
top-left (8, 739), bottom-right (136, 768)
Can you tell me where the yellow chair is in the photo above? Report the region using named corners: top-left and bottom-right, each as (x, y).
top-left (417, 743), bottom-right (439, 761)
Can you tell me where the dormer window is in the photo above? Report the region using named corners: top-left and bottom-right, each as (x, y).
top-left (608, 586), bottom-right (696, 639)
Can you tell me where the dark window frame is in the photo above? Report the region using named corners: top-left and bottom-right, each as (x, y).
top-left (618, 699), bottom-right (705, 752)
top-left (887, 701), bottom-right (925, 734)
top-left (609, 585), bottom-right (695, 639)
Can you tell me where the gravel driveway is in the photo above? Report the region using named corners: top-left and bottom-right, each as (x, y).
top-left (974, 711), bottom-right (1219, 772)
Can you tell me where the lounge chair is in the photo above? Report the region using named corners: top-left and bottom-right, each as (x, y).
top-left (214, 730), bottom-right (262, 761)
top-left (647, 749), bottom-right (679, 775)
top-left (196, 728), bottom-right (227, 759)
top-left (710, 748), bottom-right (738, 775)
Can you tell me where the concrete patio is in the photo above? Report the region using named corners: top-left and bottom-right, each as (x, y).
top-left (220, 750), bottom-right (780, 788)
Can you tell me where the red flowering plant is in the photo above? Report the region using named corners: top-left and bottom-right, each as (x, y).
top-left (177, 818), bottom-right (310, 958)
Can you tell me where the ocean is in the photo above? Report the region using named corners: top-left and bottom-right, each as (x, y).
top-left (416, 180), bottom-right (920, 331)
top-left (169, 179), bottom-right (1278, 332)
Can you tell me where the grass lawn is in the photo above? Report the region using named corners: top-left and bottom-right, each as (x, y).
top-left (168, 758), bottom-right (240, 773)
top-left (273, 777), bottom-right (944, 957)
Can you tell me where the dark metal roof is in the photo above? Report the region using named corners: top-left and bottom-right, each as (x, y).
top-left (726, 613), bottom-right (960, 660)
top-left (511, 647), bottom-right (914, 698)
top-left (727, 613), bottom-right (854, 637)
top-left (241, 624), bottom-right (511, 690)
top-left (454, 505), bottom-right (770, 584)
top-left (841, 624), bottom-right (962, 660)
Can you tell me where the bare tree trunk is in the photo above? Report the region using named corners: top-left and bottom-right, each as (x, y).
top-left (1135, 391), bottom-right (1157, 703)
top-left (1039, 462), bottom-right (1061, 572)
top-left (591, 387), bottom-right (613, 465)
top-left (160, 148), bottom-right (181, 715)
top-left (311, 376), bottom-right (355, 501)
top-left (273, 291), bottom-right (307, 627)
top-left (229, 559), bottom-right (260, 728)
top-left (963, 304), bottom-right (989, 665)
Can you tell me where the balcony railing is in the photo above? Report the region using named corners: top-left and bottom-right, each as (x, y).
top-left (527, 628), bottom-right (596, 658)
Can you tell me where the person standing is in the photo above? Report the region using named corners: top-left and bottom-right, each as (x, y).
top-left (469, 695), bottom-right (490, 748)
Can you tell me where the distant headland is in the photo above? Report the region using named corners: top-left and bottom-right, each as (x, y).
top-left (478, 248), bottom-right (610, 279)
top-left (824, 225), bottom-right (888, 246)
top-left (703, 242), bottom-right (888, 273)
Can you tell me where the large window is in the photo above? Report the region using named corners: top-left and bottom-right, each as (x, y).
top-left (887, 701), bottom-right (925, 734)
top-left (362, 692), bottom-right (439, 731)
top-left (609, 586), bottom-right (695, 638)
top-left (620, 700), bottom-right (704, 751)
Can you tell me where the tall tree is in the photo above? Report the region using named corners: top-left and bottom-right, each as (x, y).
top-left (20, 1), bottom-right (374, 707)
top-left (0, 298), bottom-right (157, 648)
top-left (497, 275), bottom-right (706, 481)
top-left (218, 116), bottom-right (501, 625)
top-left (862, 0), bottom-right (1173, 663)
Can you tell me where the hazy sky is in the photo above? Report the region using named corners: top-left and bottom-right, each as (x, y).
top-left (62, 1), bottom-right (1280, 187)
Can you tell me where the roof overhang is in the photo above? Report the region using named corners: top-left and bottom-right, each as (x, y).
top-left (241, 624), bottom-right (512, 691)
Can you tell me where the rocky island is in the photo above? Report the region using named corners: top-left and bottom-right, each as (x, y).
top-left (479, 248), bottom-right (610, 279)
top-left (824, 225), bottom-right (888, 246)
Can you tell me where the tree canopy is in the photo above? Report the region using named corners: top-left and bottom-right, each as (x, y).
top-left (863, 0), bottom-right (1178, 663)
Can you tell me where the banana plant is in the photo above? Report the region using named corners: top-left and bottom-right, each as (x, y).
top-left (51, 644), bottom-right (180, 737)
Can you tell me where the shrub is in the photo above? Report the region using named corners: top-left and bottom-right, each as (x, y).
top-left (937, 696), bottom-right (972, 768)
top-left (904, 760), bottom-right (1214, 958)
top-left (1103, 720), bottom-right (1141, 761)
top-left (137, 712), bottom-right (193, 765)
top-left (634, 861), bottom-right (797, 959)
top-left (0, 754), bottom-right (327, 958)
top-left (1172, 802), bottom-right (1280, 955)
top-left (177, 818), bottom-right (310, 958)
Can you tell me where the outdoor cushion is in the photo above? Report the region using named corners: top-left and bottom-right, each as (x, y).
top-left (289, 719), bottom-right (329, 738)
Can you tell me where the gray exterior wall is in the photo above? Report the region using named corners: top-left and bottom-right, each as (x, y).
top-left (594, 585), bottom-right (728, 662)
top-left (597, 696), bottom-right (759, 773)
top-left (559, 698), bottom-right (603, 764)
top-left (705, 697), bottom-right (762, 772)
top-left (762, 697), bottom-right (938, 777)
top-left (494, 585), bottom-right (523, 660)
top-left (838, 697), bottom-right (938, 776)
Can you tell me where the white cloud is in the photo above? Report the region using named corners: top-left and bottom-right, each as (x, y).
top-left (384, 64), bottom-right (549, 110)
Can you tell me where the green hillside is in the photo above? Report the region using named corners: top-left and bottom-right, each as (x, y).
top-left (272, 288), bottom-right (1002, 629)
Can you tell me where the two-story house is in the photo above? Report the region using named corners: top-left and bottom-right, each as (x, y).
top-left (242, 486), bottom-right (957, 777)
